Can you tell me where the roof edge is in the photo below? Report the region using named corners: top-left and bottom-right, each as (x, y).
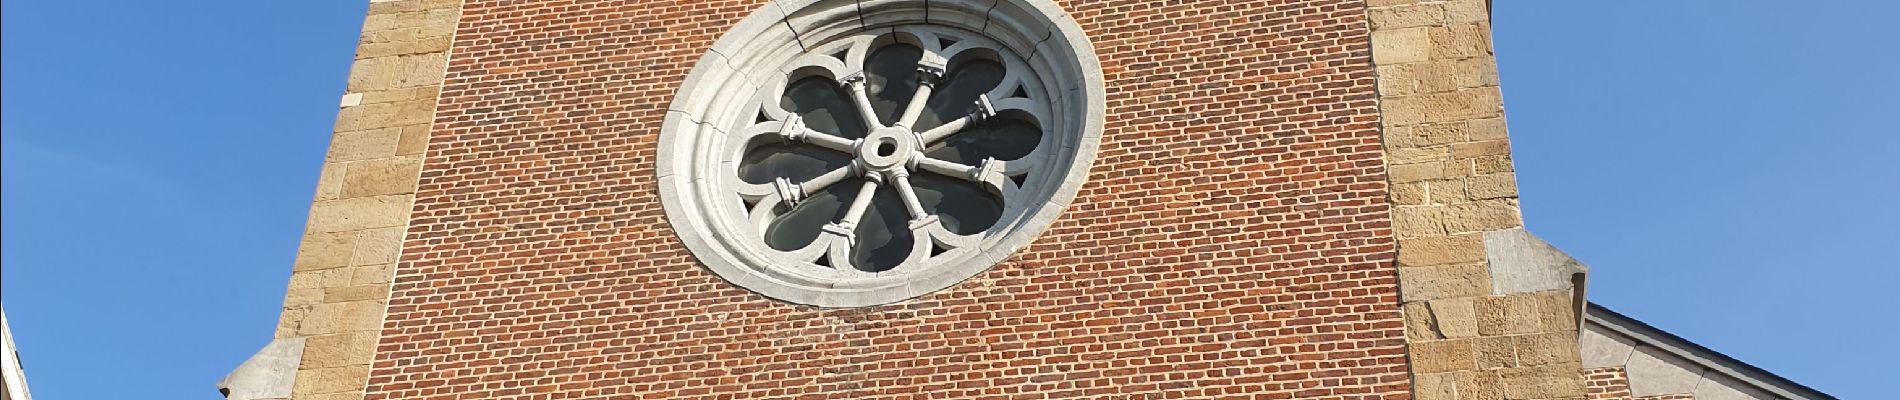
top-left (1585, 303), bottom-right (1836, 400)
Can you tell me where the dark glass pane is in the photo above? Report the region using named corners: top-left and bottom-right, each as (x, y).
top-left (850, 188), bottom-right (912, 272)
top-left (782, 76), bottom-right (868, 139)
top-left (915, 59), bottom-right (1005, 132)
top-left (865, 44), bottom-right (923, 124)
top-left (913, 173), bottom-right (1002, 235)
top-left (763, 183), bottom-right (856, 251)
top-left (924, 118), bottom-right (1041, 164)
top-left (738, 143), bottom-right (850, 185)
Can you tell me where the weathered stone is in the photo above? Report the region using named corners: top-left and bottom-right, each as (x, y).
top-left (355, 86), bottom-right (440, 106)
top-left (300, 332), bottom-right (378, 369)
top-left (294, 232), bottom-right (356, 271)
top-left (1414, 372), bottom-right (1458, 400)
top-left (1444, 0), bottom-right (1490, 23)
top-left (1388, 146), bottom-right (1450, 165)
top-left (1369, 4), bottom-right (1446, 30)
top-left (1516, 331), bottom-right (1582, 366)
top-left (1389, 161), bottom-right (1460, 183)
top-left (307, 195), bottom-right (414, 233)
top-left (1430, 298), bottom-right (1479, 338)
top-left (1466, 118), bottom-right (1508, 141)
top-left (333, 98), bottom-right (436, 133)
top-left (1498, 363), bottom-right (1585, 400)
top-left (298, 300), bottom-right (387, 336)
top-left (291, 365), bottom-right (370, 395)
top-left (353, 227), bottom-right (408, 265)
top-left (326, 127), bottom-right (402, 162)
top-left (1391, 181), bottom-right (1429, 205)
top-left (1451, 139), bottom-right (1511, 159)
top-left (1452, 370), bottom-right (1504, 400)
top-left (1423, 88), bottom-right (1504, 123)
top-left (1371, 27), bottom-right (1430, 65)
top-left (1473, 335), bottom-right (1516, 369)
top-left (313, 164), bottom-right (344, 201)
top-left (1393, 206), bottom-right (1448, 238)
top-left (350, 263), bottom-right (397, 286)
top-left (1477, 292), bottom-right (1578, 336)
top-left (1441, 199), bottom-right (1520, 233)
top-left (395, 124), bottom-right (432, 156)
top-left (1411, 339), bottom-right (1475, 373)
top-left (1405, 301), bottom-right (1442, 341)
top-left (1465, 173), bottom-right (1518, 200)
top-left (1392, 121), bottom-right (1467, 148)
top-left (1399, 263), bottom-right (1491, 301)
top-left (324, 284), bottom-right (391, 303)
top-left (1430, 23), bottom-right (1493, 60)
top-left (341, 156), bottom-right (423, 198)
top-left (1472, 154), bottom-right (1515, 174)
top-left (1396, 233), bottom-right (1485, 267)
top-left (346, 53), bottom-right (448, 91)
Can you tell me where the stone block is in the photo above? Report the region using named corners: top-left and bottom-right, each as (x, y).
top-left (324, 284), bottom-right (391, 303)
top-left (1412, 339), bottom-right (1475, 373)
top-left (1369, 4), bottom-right (1448, 30)
top-left (356, 86), bottom-right (440, 106)
top-left (314, 164), bottom-right (344, 201)
top-left (307, 195), bottom-right (414, 233)
top-left (1445, 0), bottom-right (1490, 23)
top-left (327, 127), bottom-right (402, 163)
top-left (218, 337), bottom-right (305, 400)
top-left (353, 226), bottom-right (408, 266)
top-left (1498, 363), bottom-right (1585, 400)
top-left (1472, 335), bottom-right (1516, 369)
top-left (1396, 233), bottom-right (1485, 267)
top-left (1391, 181), bottom-right (1428, 205)
top-left (291, 365), bottom-right (371, 396)
top-left (1399, 263), bottom-right (1491, 301)
top-left (1451, 139), bottom-right (1511, 159)
top-left (333, 98), bottom-right (436, 133)
top-left (1440, 199), bottom-right (1520, 233)
top-left (1392, 121), bottom-right (1467, 148)
top-left (1371, 27), bottom-right (1430, 65)
top-left (1452, 370), bottom-right (1504, 400)
top-left (1464, 173), bottom-right (1518, 200)
top-left (1467, 118), bottom-right (1508, 141)
top-left (341, 156), bottom-right (423, 198)
top-left (1430, 23), bottom-right (1494, 60)
top-left (395, 124), bottom-right (431, 156)
top-left (300, 332), bottom-right (379, 369)
top-left (1388, 146), bottom-right (1450, 165)
top-left (1484, 228), bottom-right (1589, 297)
top-left (298, 300), bottom-right (388, 336)
top-left (294, 232), bottom-right (356, 271)
top-left (1430, 298), bottom-right (1479, 338)
top-left (350, 263), bottom-right (397, 286)
top-left (1389, 161), bottom-right (1459, 183)
top-left (1472, 154), bottom-right (1515, 174)
top-left (1404, 301), bottom-right (1441, 341)
top-left (1422, 88), bottom-right (1504, 124)
top-left (1477, 292), bottom-right (1578, 336)
top-left (1515, 331), bottom-right (1582, 366)
top-left (1393, 205), bottom-right (1448, 238)
top-left (347, 53), bottom-right (448, 92)
top-left (1414, 372), bottom-right (1458, 400)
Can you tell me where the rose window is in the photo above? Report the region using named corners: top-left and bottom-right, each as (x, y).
top-left (658, 1), bottom-right (1103, 307)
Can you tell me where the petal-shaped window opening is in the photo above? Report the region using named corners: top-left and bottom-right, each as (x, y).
top-left (849, 189), bottom-right (914, 272)
top-left (865, 44), bottom-right (924, 124)
top-left (738, 142), bottom-right (850, 185)
top-left (925, 118), bottom-right (1041, 164)
top-left (762, 184), bottom-right (855, 251)
top-left (913, 173), bottom-right (1003, 235)
top-left (915, 59), bottom-right (1005, 133)
top-left (782, 76), bottom-right (868, 139)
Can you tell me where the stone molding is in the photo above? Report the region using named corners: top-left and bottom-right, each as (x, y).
top-left (657, 0), bottom-right (1105, 307)
top-left (1365, 0), bottom-right (1589, 398)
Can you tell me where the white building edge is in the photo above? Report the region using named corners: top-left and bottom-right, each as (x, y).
top-left (1, 309), bottom-right (30, 400)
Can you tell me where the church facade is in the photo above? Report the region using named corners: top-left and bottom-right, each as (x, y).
top-left (217, 1), bottom-right (1829, 399)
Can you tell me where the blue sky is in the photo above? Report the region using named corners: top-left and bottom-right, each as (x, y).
top-left (1, 1), bottom-right (1892, 399)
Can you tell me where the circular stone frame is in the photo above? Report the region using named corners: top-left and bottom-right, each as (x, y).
top-left (657, 0), bottom-right (1104, 307)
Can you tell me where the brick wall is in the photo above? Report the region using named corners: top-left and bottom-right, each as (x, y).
top-left (359, 0), bottom-right (1416, 398)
